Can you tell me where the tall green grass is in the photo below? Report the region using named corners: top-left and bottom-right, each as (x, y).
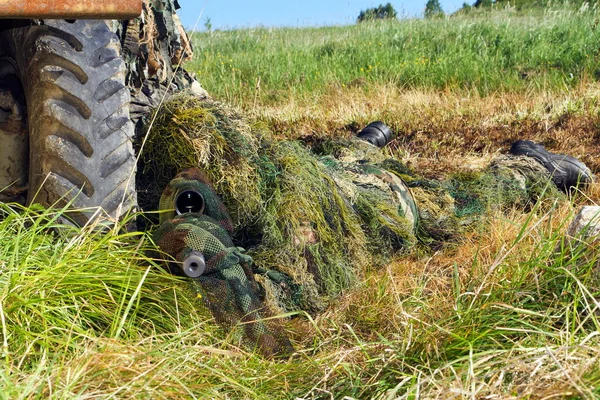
top-left (188, 4), bottom-right (600, 107)
top-left (4, 201), bottom-right (600, 398)
top-left (301, 202), bottom-right (600, 398)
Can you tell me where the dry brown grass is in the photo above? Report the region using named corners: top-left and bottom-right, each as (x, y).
top-left (280, 180), bottom-right (600, 398)
top-left (253, 82), bottom-right (600, 180)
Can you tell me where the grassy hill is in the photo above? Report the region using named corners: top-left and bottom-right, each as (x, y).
top-left (189, 4), bottom-right (600, 172)
top-left (190, 4), bottom-right (600, 105)
top-left (3, 4), bottom-right (600, 398)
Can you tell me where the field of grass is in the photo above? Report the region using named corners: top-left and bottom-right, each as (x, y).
top-left (190, 4), bottom-right (600, 108)
top-left (189, 4), bottom-right (600, 173)
top-left (3, 4), bottom-right (600, 399)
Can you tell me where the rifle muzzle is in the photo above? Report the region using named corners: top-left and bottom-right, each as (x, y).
top-left (182, 251), bottom-right (206, 278)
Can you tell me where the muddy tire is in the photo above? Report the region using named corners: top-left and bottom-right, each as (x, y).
top-left (14, 20), bottom-right (137, 225)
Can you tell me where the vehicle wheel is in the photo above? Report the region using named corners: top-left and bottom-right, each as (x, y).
top-left (14, 20), bottom-right (137, 225)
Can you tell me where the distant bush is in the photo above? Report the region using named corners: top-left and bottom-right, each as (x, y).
top-left (357, 3), bottom-right (397, 23)
top-left (473, 0), bottom-right (493, 7)
top-left (456, 2), bottom-right (472, 14)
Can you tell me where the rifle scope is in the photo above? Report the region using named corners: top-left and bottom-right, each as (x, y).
top-left (175, 190), bottom-right (205, 215)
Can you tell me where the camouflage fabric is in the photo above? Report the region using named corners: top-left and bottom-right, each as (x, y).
top-left (158, 168), bottom-right (233, 231)
top-left (321, 138), bottom-right (419, 241)
top-left (394, 153), bottom-right (561, 242)
top-left (333, 157), bottom-right (419, 232)
top-left (327, 140), bottom-right (416, 216)
top-left (319, 136), bottom-right (561, 246)
top-left (113, 0), bottom-right (207, 126)
top-left (145, 96), bottom-right (576, 330)
top-left (153, 168), bottom-right (293, 357)
top-left (488, 154), bottom-right (554, 195)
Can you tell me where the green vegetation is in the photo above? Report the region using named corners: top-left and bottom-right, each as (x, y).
top-left (474, 0), bottom-right (494, 8)
top-left (189, 5), bottom-right (600, 108)
top-left (357, 3), bottom-right (398, 22)
top-left (3, 185), bottom-right (600, 397)
top-left (463, 0), bottom-right (599, 12)
top-left (425, 0), bottom-right (444, 18)
top-left (4, 3), bottom-right (600, 398)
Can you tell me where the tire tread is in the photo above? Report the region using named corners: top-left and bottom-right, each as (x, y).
top-left (19, 20), bottom-right (136, 224)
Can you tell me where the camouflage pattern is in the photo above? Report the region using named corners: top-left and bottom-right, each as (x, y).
top-left (151, 143), bottom-right (577, 355)
top-left (328, 137), bottom-right (563, 245)
top-left (488, 154), bottom-right (552, 193)
top-left (158, 168), bottom-right (233, 231)
top-left (145, 89), bottom-right (591, 356)
top-left (324, 138), bottom-right (419, 233)
top-left (343, 163), bottom-right (418, 231)
top-left (154, 168), bottom-right (293, 357)
top-left (112, 0), bottom-right (207, 126)
top-left (399, 153), bottom-right (560, 242)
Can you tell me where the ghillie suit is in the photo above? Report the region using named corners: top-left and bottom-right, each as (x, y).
top-left (146, 95), bottom-right (590, 354)
top-left (142, 96), bottom-right (422, 315)
top-left (153, 168), bottom-right (294, 357)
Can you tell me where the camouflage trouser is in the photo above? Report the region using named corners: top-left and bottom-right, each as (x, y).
top-left (407, 153), bottom-right (558, 241)
top-left (322, 138), bottom-right (558, 245)
top-left (249, 138), bottom-right (562, 318)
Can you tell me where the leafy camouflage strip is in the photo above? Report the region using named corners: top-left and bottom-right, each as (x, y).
top-left (154, 168), bottom-right (293, 357)
top-left (113, 0), bottom-right (207, 125)
top-left (331, 138), bottom-right (560, 244)
top-left (488, 154), bottom-right (553, 195)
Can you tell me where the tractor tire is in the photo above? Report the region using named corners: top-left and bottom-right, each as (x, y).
top-left (14, 20), bottom-right (137, 226)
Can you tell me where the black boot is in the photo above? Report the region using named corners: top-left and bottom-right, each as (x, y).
top-left (509, 140), bottom-right (593, 191)
top-left (357, 121), bottom-right (394, 148)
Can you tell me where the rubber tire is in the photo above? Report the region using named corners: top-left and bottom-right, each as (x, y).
top-left (14, 20), bottom-right (137, 226)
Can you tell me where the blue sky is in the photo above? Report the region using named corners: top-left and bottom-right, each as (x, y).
top-left (176, 0), bottom-right (466, 31)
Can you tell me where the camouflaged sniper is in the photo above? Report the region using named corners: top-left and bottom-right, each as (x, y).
top-left (154, 168), bottom-right (293, 357)
top-left (147, 97), bottom-right (568, 316)
top-left (146, 97), bottom-right (580, 356)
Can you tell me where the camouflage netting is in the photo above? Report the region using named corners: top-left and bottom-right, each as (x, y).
top-left (114, 0), bottom-right (206, 127)
top-left (142, 95), bottom-right (419, 316)
top-left (153, 169), bottom-right (293, 357)
top-left (144, 94), bottom-right (565, 354)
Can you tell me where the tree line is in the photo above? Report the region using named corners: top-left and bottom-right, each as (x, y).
top-left (357, 0), bottom-right (598, 22)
